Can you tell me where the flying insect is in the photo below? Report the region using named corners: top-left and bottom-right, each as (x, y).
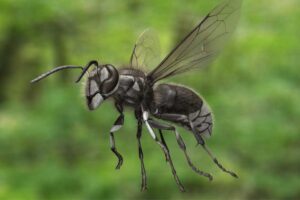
top-left (31, 0), bottom-right (242, 192)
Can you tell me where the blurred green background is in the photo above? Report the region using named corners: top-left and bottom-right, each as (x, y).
top-left (0, 0), bottom-right (299, 199)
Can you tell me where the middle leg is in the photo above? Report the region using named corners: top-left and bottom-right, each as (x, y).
top-left (135, 110), bottom-right (147, 191)
top-left (142, 110), bottom-right (185, 192)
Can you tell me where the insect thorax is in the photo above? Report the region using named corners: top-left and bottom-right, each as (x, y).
top-left (113, 68), bottom-right (147, 107)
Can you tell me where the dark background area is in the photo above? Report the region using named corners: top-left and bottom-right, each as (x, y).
top-left (0, 0), bottom-right (299, 199)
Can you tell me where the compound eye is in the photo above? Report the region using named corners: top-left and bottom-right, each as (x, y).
top-left (100, 67), bottom-right (109, 82)
top-left (101, 65), bottom-right (119, 95)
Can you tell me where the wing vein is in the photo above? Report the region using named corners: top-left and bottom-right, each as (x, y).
top-left (146, 0), bottom-right (242, 83)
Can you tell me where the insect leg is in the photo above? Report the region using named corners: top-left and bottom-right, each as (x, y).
top-left (196, 135), bottom-right (238, 178)
top-left (142, 111), bottom-right (185, 192)
top-left (148, 118), bottom-right (213, 181)
top-left (158, 130), bottom-right (169, 162)
top-left (135, 110), bottom-right (147, 191)
top-left (109, 103), bottom-right (124, 169)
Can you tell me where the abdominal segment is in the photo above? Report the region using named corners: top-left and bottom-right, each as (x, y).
top-left (153, 83), bottom-right (213, 139)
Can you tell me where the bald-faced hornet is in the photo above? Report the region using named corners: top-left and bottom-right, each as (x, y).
top-left (31, 0), bottom-right (242, 192)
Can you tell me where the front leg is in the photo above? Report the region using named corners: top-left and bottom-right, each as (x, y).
top-left (109, 102), bottom-right (124, 169)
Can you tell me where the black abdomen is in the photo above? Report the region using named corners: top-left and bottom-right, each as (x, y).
top-left (153, 83), bottom-right (213, 138)
top-left (153, 84), bottom-right (203, 114)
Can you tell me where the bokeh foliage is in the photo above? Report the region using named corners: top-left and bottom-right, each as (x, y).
top-left (0, 0), bottom-right (299, 199)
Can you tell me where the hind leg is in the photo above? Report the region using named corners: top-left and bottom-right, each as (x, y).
top-left (158, 111), bottom-right (238, 178)
top-left (192, 134), bottom-right (238, 178)
top-left (147, 117), bottom-right (213, 181)
top-left (188, 110), bottom-right (238, 178)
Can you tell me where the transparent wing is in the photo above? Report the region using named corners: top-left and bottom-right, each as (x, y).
top-left (130, 29), bottom-right (161, 71)
top-left (147, 0), bottom-right (242, 83)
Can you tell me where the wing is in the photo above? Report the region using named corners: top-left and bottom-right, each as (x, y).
top-left (147, 0), bottom-right (242, 83)
top-left (130, 29), bottom-right (161, 71)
